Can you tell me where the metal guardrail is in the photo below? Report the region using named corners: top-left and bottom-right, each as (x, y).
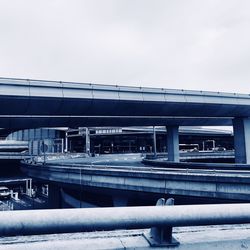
top-left (27, 153), bottom-right (86, 163)
top-left (38, 160), bottom-right (250, 176)
top-left (142, 160), bottom-right (250, 170)
top-left (1, 76), bottom-right (250, 101)
top-left (1, 202), bottom-right (250, 246)
top-left (48, 164), bottom-right (246, 176)
top-left (145, 150), bottom-right (235, 160)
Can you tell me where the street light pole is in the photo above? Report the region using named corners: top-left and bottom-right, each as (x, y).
top-left (153, 126), bottom-right (157, 158)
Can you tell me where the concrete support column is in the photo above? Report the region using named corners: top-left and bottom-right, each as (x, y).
top-left (48, 183), bottom-right (62, 209)
top-left (166, 126), bottom-right (179, 162)
top-left (112, 196), bottom-right (128, 207)
top-left (233, 118), bottom-right (250, 164)
top-left (26, 179), bottom-right (32, 197)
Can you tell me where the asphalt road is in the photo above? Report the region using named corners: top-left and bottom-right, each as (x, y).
top-left (49, 153), bottom-right (144, 167)
top-left (45, 153), bottom-right (250, 178)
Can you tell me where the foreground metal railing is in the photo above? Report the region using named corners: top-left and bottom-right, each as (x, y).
top-left (1, 200), bottom-right (250, 247)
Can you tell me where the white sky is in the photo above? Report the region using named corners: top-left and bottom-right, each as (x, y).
top-left (0, 0), bottom-right (250, 94)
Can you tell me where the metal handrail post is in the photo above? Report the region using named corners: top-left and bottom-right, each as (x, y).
top-left (146, 198), bottom-right (179, 247)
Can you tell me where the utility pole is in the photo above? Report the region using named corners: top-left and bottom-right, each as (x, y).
top-left (153, 126), bottom-right (157, 158)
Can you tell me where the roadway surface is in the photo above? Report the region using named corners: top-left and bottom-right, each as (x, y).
top-left (46, 153), bottom-right (250, 178)
top-left (49, 153), bottom-right (144, 166)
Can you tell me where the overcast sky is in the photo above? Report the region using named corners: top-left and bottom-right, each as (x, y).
top-left (0, 0), bottom-right (250, 94)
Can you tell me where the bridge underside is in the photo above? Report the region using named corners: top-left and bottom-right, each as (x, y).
top-left (0, 116), bottom-right (232, 129)
top-left (1, 78), bottom-right (250, 163)
top-left (0, 77), bottom-right (249, 129)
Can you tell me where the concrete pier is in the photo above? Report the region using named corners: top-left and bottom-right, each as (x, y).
top-left (48, 184), bottom-right (62, 209)
top-left (167, 126), bottom-right (179, 162)
top-left (233, 118), bottom-right (250, 164)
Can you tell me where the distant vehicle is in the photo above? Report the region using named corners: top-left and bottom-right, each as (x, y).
top-left (179, 144), bottom-right (199, 152)
top-left (213, 147), bottom-right (226, 151)
top-left (0, 186), bottom-right (10, 199)
top-left (189, 148), bottom-right (199, 152)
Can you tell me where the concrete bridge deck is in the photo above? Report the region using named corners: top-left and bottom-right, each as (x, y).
top-left (21, 154), bottom-right (250, 201)
top-left (1, 77), bottom-right (250, 128)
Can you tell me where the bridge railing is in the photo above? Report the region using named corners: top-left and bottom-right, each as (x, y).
top-left (145, 150), bottom-right (235, 159)
top-left (26, 153), bottom-right (87, 163)
top-left (1, 202), bottom-right (250, 246)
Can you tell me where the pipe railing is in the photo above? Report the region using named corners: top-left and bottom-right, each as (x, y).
top-left (1, 203), bottom-right (250, 244)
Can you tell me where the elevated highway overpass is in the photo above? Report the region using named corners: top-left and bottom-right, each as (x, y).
top-left (0, 77), bottom-right (250, 128)
top-left (1, 77), bottom-right (250, 163)
top-left (21, 154), bottom-right (250, 203)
